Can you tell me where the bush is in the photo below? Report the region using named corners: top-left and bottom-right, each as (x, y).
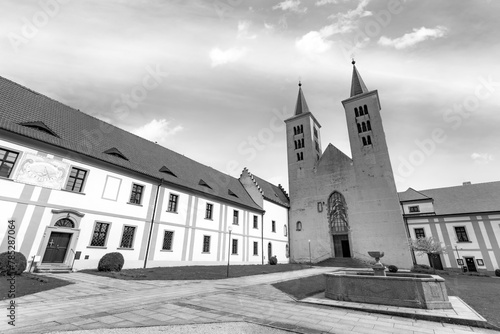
top-left (269, 256), bottom-right (278, 265)
top-left (495, 269), bottom-right (500, 277)
top-left (0, 251), bottom-right (27, 276)
top-left (388, 265), bottom-right (398, 273)
top-left (414, 264), bottom-right (431, 270)
top-left (98, 252), bottom-right (124, 272)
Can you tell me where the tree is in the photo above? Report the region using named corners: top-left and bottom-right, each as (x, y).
top-left (408, 237), bottom-right (445, 269)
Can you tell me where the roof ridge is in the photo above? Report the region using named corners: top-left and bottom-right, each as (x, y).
top-left (418, 180), bottom-right (500, 193)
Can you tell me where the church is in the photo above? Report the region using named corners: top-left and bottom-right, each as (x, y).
top-left (285, 61), bottom-right (412, 268)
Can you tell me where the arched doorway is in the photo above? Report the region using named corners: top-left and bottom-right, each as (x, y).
top-left (328, 191), bottom-right (351, 258)
top-left (42, 218), bottom-right (74, 263)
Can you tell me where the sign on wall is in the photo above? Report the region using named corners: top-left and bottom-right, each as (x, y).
top-left (14, 153), bottom-right (70, 190)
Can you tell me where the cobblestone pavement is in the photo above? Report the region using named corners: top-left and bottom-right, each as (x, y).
top-left (2, 268), bottom-right (498, 334)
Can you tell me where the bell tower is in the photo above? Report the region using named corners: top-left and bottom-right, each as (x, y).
top-left (284, 83), bottom-right (322, 200)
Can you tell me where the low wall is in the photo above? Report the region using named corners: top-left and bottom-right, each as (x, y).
top-left (324, 271), bottom-right (452, 309)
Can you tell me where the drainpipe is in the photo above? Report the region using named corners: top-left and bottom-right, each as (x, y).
top-left (261, 212), bottom-right (264, 265)
top-left (143, 178), bottom-right (163, 269)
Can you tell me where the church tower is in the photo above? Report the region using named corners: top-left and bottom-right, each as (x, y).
top-left (340, 61), bottom-right (412, 267)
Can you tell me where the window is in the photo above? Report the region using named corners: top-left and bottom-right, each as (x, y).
top-left (362, 122), bottom-right (367, 132)
top-left (294, 141), bottom-right (298, 149)
top-left (414, 228), bottom-right (425, 239)
top-left (328, 191), bottom-right (349, 232)
top-left (315, 141), bottom-right (320, 152)
top-left (455, 226), bottom-right (469, 242)
top-left (358, 106), bottom-right (363, 116)
top-left (355, 107), bottom-right (359, 117)
top-left (232, 239), bottom-right (238, 254)
top-left (129, 184), bottom-right (144, 204)
top-left (301, 138), bottom-right (304, 147)
top-left (284, 224), bottom-right (287, 236)
top-left (233, 210), bottom-right (239, 225)
top-left (162, 231), bottom-right (174, 250)
top-left (272, 220), bottom-right (276, 233)
top-left (364, 105), bottom-right (368, 114)
top-left (357, 123), bottom-right (362, 133)
top-left (367, 136), bottom-right (372, 145)
top-left (202, 235), bottom-right (211, 253)
top-left (253, 215), bottom-right (258, 229)
top-left (120, 226), bottom-right (136, 248)
top-left (362, 137), bottom-right (367, 146)
top-left (293, 127), bottom-right (297, 135)
top-left (253, 241), bottom-right (258, 255)
top-left (167, 194), bottom-right (178, 212)
top-left (65, 167), bottom-right (87, 193)
top-left (296, 221), bottom-right (302, 231)
top-left (0, 148), bottom-right (19, 178)
top-left (90, 222), bottom-right (110, 247)
top-left (54, 218), bottom-right (74, 228)
top-left (300, 125), bottom-right (303, 133)
top-left (205, 203), bottom-right (213, 219)
top-left (409, 205), bottom-right (420, 213)
top-left (300, 152), bottom-right (303, 160)
top-left (367, 120), bottom-right (371, 131)
top-left (313, 127), bottom-right (318, 138)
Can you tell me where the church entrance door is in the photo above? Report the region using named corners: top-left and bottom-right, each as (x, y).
top-left (333, 234), bottom-right (350, 258)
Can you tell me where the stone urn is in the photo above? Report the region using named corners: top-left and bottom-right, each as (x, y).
top-left (368, 251), bottom-right (386, 276)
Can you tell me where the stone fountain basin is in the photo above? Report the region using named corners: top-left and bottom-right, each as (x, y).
top-left (324, 271), bottom-right (452, 309)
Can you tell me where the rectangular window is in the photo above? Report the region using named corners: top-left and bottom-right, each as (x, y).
top-left (0, 148), bottom-right (19, 178)
top-left (272, 220), bottom-right (276, 233)
top-left (232, 239), bottom-right (238, 254)
top-left (315, 140), bottom-right (320, 152)
top-left (253, 215), bottom-right (258, 229)
top-left (129, 184), bottom-right (144, 204)
top-left (205, 203), bottom-right (213, 219)
top-left (313, 127), bottom-right (318, 138)
top-left (120, 226), bottom-right (136, 248)
top-left (203, 235), bottom-right (211, 253)
top-left (455, 226), bottom-right (469, 242)
top-left (253, 241), bottom-right (258, 255)
top-left (90, 222), bottom-right (110, 247)
top-left (167, 194), bottom-right (178, 212)
top-left (162, 231), bottom-right (174, 250)
top-left (414, 228), bottom-right (425, 239)
top-left (65, 167), bottom-right (87, 193)
top-left (233, 210), bottom-right (239, 225)
top-left (409, 205), bottom-right (420, 213)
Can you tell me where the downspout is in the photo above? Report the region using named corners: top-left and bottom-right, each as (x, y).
top-left (261, 212), bottom-right (264, 265)
top-left (144, 178), bottom-right (163, 269)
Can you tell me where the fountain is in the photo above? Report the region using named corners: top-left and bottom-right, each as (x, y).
top-left (324, 251), bottom-right (452, 309)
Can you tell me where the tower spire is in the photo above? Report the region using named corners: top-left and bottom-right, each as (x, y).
top-left (294, 81), bottom-right (310, 115)
top-left (350, 60), bottom-right (369, 97)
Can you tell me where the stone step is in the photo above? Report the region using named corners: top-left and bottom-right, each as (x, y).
top-left (35, 266), bottom-right (73, 274)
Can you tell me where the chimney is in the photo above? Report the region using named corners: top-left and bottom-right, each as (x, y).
top-left (463, 181), bottom-right (472, 186)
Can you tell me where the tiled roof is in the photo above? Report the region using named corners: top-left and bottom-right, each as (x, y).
top-left (0, 75), bottom-right (263, 212)
top-left (399, 181), bottom-right (500, 215)
top-left (242, 168), bottom-right (289, 208)
top-left (398, 187), bottom-right (432, 202)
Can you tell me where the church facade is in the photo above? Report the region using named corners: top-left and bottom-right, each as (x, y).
top-left (285, 63), bottom-right (413, 268)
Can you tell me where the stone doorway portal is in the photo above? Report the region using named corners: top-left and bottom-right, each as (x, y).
top-left (333, 234), bottom-right (350, 258)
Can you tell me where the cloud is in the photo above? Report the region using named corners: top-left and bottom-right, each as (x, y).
top-left (378, 26), bottom-right (448, 49)
top-left (273, 0), bottom-right (307, 13)
top-left (471, 152), bottom-right (494, 164)
top-left (296, 29), bottom-right (332, 54)
top-left (209, 47), bottom-right (247, 67)
top-left (296, 0), bottom-right (372, 54)
top-left (316, 0), bottom-right (341, 5)
top-left (238, 20), bottom-right (256, 39)
top-left (132, 119), bottom-right (183, 144)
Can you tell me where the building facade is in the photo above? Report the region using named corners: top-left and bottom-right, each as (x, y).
top-left (285, 63), bottom-right (413, 268)
top-left (0, 76), bottom-right (288, 271)
top-left (400, 182), bottom-right (500, 274)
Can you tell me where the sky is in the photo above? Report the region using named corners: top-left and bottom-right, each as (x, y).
top-left (0, 0), bottom-right (499, 192)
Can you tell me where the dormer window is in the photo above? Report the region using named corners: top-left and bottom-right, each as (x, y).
top-left (228, 189), bottom-right (238, 198)
top-left (19, 121), bottom-right (59, 137)
top-left (409, 205), bottom-right (420, 213)
top-left (198, 179), bottom-right (212, 189)
top-left (159, 166), bottom-right (177, 177)
top-left (103, 148), bottom-right (128, 161)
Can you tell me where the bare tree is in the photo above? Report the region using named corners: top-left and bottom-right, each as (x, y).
top-left (409, 237), bottom-right (445, 269)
